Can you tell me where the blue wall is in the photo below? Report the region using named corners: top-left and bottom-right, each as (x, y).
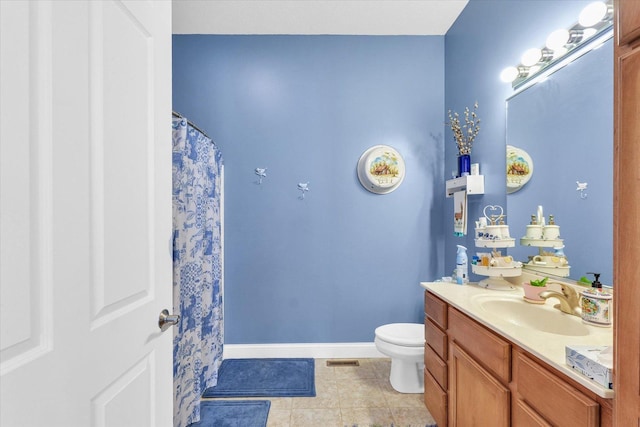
top-left (173, 36), bottom-right (445, 343)
top-left (443, 0), bottom-right (598, 279)
top-left (172, 0), bottom-right (607, 345)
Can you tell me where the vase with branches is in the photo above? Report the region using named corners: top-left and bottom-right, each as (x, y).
top-left (447, 102), bottom-right (481, 176)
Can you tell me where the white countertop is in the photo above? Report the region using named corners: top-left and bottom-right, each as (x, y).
top-left (421, 281), bottom-right (614, 399)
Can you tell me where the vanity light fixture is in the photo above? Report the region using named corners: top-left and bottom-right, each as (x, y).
top-left (521, 48), bottom-right (541, 66)
top-left (578, 1), bottom-right (612, 27)
top-left (527, 64), bottom-right (541, 75)
top-left (500, 66), bottom-right (520, 83)
top-left (546, 29), bottom-right (570, 51)
top-left (500, 0), bottom-right (613, 90)
top-left (520, 48), bottom-right (553, 67)
top-left (546, 28), bottom-right (585, 51)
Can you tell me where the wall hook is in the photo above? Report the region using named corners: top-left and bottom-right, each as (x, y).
top-left (255, 167), bottom-right (267, 185)
top-left (297, 182), bottom-right (310, 199)
top-left (576, 181), bottom-right (588, 199)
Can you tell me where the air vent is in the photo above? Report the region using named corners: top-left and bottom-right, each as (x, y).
top-left (326, 359), bottom-right (360, 367)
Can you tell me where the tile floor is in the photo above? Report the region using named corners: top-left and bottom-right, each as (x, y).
top-left (202, 358), bottom-right (437, 427)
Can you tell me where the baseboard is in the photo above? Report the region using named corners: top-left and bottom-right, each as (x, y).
top-left (223, 342), bottom-right (386, 359)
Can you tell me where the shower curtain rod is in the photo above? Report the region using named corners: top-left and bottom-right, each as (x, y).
top-left (172, 110), bottom-right (211, 139)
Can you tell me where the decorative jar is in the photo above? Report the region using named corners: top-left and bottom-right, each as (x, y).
top-left (458, 154), bottom-right (471, 177)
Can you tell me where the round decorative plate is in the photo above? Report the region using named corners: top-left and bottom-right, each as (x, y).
top-left (506, 145), bottom-right (533, 194)
top-left (357, 145), bottom-right (405, 194)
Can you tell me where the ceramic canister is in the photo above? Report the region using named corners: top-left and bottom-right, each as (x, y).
top-left (543, 224), bottom-right (560, 240)
top-left (484, 225), bottom-right (502, 240)
top-left (525, 224), bottom-right (543, 239)
top-left (581, 289), bottom-right (612, 327)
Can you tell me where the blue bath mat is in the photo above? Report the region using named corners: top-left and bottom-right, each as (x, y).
top-left (202, 358), bottom-right (315, 398)
top-left (188, 400), bottom-right (270, 427)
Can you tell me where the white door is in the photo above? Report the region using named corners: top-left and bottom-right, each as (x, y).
top-left (0, 1), bottom-right (173, 426)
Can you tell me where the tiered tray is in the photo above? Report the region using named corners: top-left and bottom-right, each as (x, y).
top-left (475, 238), bottom-right (516, 248)
top-left (520, 237), bottom-right (570, 278)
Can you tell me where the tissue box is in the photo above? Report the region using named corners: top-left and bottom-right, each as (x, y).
top-left (565, 345), bottom-right (613, 389)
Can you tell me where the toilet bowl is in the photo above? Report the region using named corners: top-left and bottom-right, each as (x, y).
top-left (374, 323), bottom-right (425, 393)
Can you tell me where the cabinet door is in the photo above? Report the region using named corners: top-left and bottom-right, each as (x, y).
top-left (449, 342), bottom-right (510, 427)
top-left (618, 0), bottom-right (640, 45)
top-left (513, 399), bottom-right (552, 427)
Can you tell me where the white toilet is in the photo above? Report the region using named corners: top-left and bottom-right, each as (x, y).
top-left (374, 323), bottom-right (425, 393)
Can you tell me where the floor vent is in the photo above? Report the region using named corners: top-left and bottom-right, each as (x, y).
top-left (326, 359), bottom-right (360, 367)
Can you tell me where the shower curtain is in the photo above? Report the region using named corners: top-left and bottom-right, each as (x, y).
top-left (172, 117), bottom-right (223, 427)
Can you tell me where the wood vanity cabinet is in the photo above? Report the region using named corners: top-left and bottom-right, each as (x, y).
top-left (513, 350), bottom-right (599, 427)
top-left (423, 290), bottom-right (613, 427)
top-left (614, 0), bottom-right (640, 424)
top-left (424, 292), bottom-right (448, 427)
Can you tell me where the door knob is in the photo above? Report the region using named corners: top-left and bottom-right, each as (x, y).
top-left (158, 309), bottom-right (180, 331)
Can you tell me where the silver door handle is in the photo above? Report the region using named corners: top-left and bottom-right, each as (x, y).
top-left (158, 309), bottom-right (180, 331)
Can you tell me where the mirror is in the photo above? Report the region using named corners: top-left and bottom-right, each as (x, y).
top-left (506, 37), bottom-right (613, 286)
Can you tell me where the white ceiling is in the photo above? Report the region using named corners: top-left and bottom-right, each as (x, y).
top-left (172, 0), bottom-right (468, 35)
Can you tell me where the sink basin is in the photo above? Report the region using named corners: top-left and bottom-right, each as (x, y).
top-left (472, 295), bottom-right (591, 336)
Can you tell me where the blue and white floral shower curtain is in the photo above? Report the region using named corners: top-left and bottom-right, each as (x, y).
top-left (172, 117), bottom-right (224, 427)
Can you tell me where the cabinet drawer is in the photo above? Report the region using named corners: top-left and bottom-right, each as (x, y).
top-left (425, 291), bottom-right (447, 329)
top-left (447, 307), bottom-right (511, 383)
top-left (424, 370), bottom-right (447, 427)
top-left (424, 342), bottom-right (447, 390)
top-left (516, 352), bottom-right (599, 427)
top-left (513, 398), bottom-right (552, 427)
top-left (425, 317), bottom-right (447, 360)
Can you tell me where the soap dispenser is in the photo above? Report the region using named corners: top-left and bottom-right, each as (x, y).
top-left (589, 272), bottom-right (602, 289)
top-left (580, 272), bottom-right (612, 327)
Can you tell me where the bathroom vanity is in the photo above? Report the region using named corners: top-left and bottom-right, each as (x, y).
top-left (421, 282), bottom-right (613, 427)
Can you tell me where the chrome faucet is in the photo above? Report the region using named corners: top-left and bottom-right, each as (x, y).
top-left (539, 283), bottom-right (582, 317)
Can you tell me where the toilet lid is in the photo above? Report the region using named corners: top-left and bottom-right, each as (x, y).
top-left (375, 323), bottom-right (424, 347)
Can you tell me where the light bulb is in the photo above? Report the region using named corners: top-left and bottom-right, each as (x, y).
top-left (579, 1), bottom-right (607, 27)
top-left (521, 48), bottom-right (542, 66)
top-left (546, 29), bottom-right (570, 50)
top-left (552, 47), bottom-right (568, 58)
top-left (500, 66), bottom-right (519, 83)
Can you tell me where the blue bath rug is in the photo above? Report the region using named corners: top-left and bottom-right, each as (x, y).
top-left (188, 400), bottom-right (270, 427)
top-left (202, 358), bottom-right (316, 398)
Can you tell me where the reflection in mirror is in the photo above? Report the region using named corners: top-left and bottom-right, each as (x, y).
top-left (506, 37), bottom-right (613, 286)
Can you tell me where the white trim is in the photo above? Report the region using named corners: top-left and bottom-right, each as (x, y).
top-left (223, 342), bottom-right (386, 360)
top-left (220, 164), bottom-right (225, 343)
